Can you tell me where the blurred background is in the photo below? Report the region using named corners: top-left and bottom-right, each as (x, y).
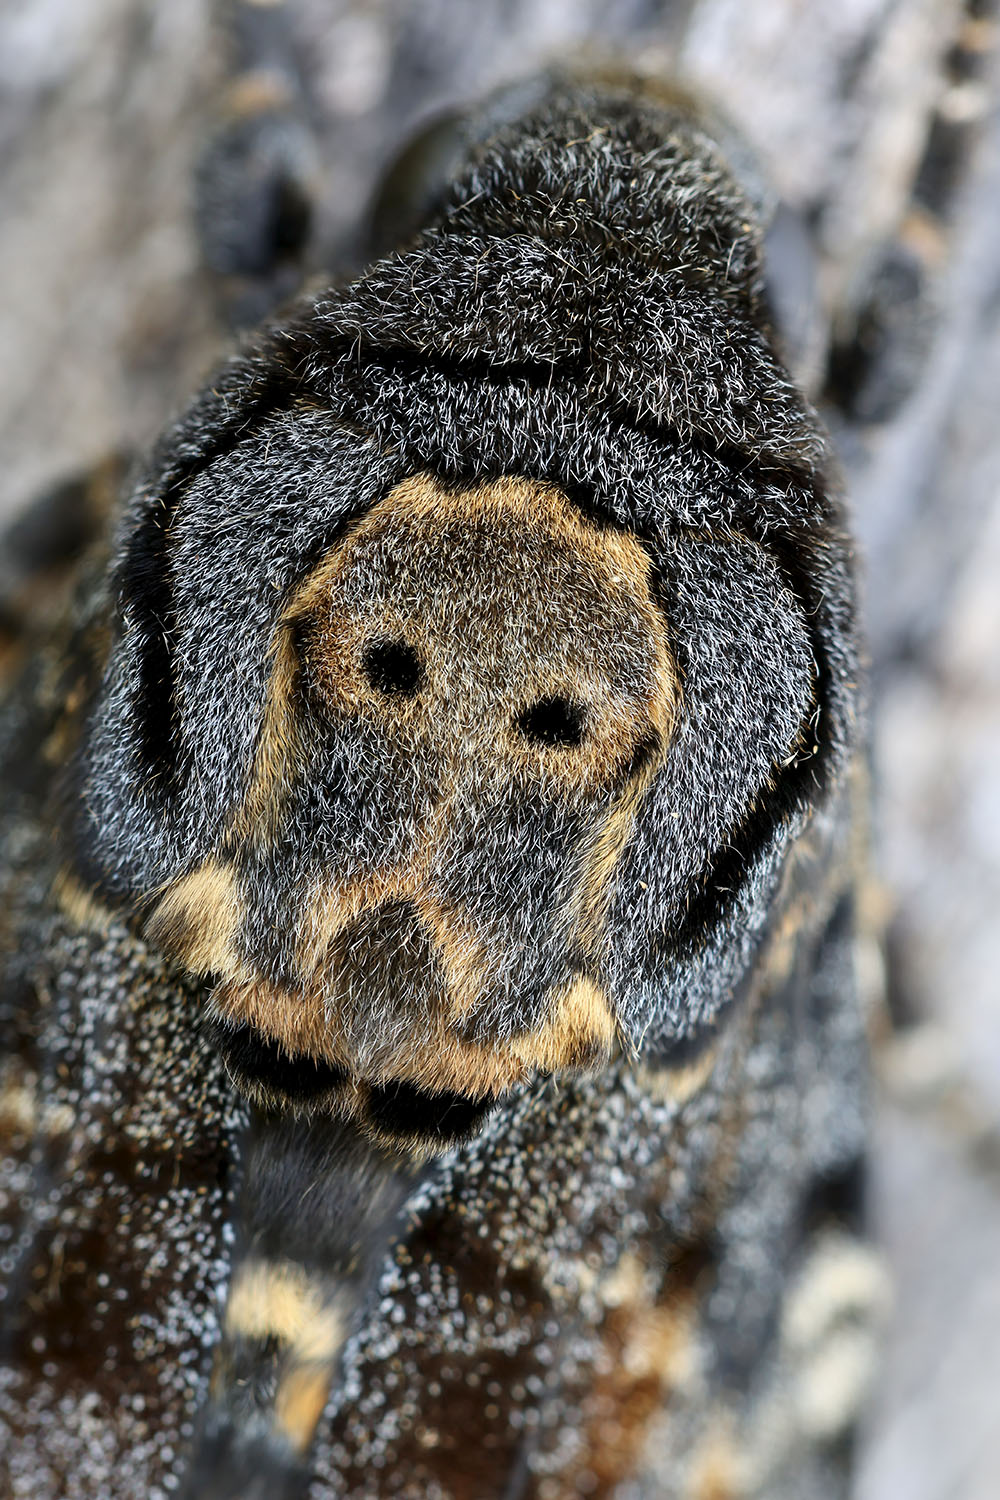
top-left (1, 1), bottom-right (998, 1495)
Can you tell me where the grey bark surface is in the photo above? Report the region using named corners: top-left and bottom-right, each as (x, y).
top-left (2, 2), bottom-right (999, 1496)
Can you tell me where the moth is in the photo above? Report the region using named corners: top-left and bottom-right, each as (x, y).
top-left (0, 50), bottom-right (880, 1500)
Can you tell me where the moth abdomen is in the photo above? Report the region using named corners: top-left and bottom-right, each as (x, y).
top-left (185, 1110), bottom-right (427, 1497)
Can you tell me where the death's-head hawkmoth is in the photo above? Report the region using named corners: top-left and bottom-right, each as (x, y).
top-left (1, 63), bottom-right (875, 1500)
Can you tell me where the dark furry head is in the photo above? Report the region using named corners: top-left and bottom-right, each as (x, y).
top-left (72, 74), bottom-right (859, 1140)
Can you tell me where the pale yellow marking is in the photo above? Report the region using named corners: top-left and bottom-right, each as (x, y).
top-left (145, 860), bottom-right (243, 975)
top-left (0, 1078), bottom-right (38, 1134)
top-left (225, 68), bottom-right (294, 119)
top-left (232, 622), bottom-right (301, 845)
top-left (45, 1101), bottom-right (75, 1134)
top-left (274, 1361), bottom-right (338, 1453)
top-left (591, 1251), bottom-right (700, 1388)
top-left (598, 1252), bottom-right (649, 1309)
top-left (508, 975), bottom-right (616, 1073)
top-left (287, 471), bottom-right (668, 620)
top-left (0, 1066), bottom-right (76, 1141)
top-left (223, 1259), bottom-right (343, 1455)
top-left (795, 1325), bottom-right (882, 1441)
top-left (621, 1301), bottom-right (699, 1390)
top-left (52, 868), bottom-right (116, 935)
top-left (636, 1045), bottom-right (719, 1106)
top-left (687, 1421), bottom-right (745, 1500)
top-left (225, 1259), bottom-right (344, 1365)
top-left (782, 1235), bottom-right (891, 1352)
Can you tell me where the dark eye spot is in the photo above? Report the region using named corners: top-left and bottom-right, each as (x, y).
top-left (362, 638), bottom-right (423, 696)
top-left (517, 695), bottom-right (586, 748)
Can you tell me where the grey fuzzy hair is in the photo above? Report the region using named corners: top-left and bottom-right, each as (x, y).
top-left (76, 74), bottom-right (859, 1061)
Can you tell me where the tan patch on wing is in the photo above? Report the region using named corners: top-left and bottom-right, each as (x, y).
top-left (636, 1044), bottom-right (720, 1106)
top-left (145, 859), bottom-right (244, 975)
top-left (52, 867), bottom-right (116, 936)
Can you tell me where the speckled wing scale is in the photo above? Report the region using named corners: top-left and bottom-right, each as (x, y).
top-left (0, 62), bottom-right (883, 1500)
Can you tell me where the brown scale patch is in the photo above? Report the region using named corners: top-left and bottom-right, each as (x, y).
top-left (753, 809), bottom-right (858, 1007)
top-left (569, 1249), bottom-right (706, 1496)
top-left (0, 1067), bottom-right (75, 1141)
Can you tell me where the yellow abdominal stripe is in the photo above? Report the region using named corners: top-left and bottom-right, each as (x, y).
top-left (224, 1258), bottom-right (345, 1453)
top-left (273, 1364), bottom-right (340, 1454)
